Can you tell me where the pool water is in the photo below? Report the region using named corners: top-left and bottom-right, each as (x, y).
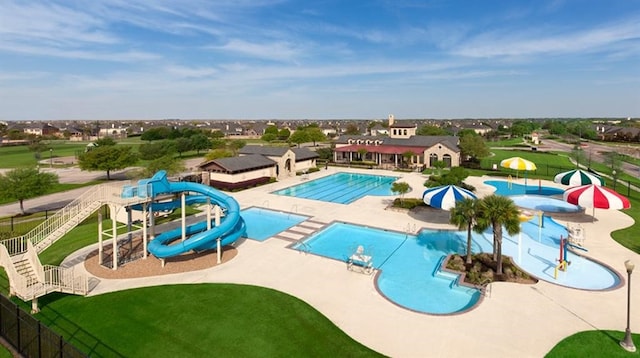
top-left (272, 172), bottom-right (399, 204)
top-left (241, 207), bottom-right (308, 241)
top-left (292, 223), bottom-right (482, 314)
top-left (510, 195), bottom-right (582, 213)
top-left (293, 219), bottom-right (621, 314)
top-left (485, 180), bottom-right (565, 196)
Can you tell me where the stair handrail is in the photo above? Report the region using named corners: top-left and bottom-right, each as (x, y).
top-left (26, 240), bottom-right (45, 283)
top-left (0, 244), bottom-right (25, 296)
top-left (43, 265), bottom-right (88, 295)
top-left (1, 181), bottom-right (134, 256)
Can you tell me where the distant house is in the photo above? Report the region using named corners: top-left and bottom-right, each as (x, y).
top-left (199, 145), bottom-right (319, 190)
top-left (334, 114), bottom-right (460, 169)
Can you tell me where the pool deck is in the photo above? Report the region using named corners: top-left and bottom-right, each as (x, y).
top-left (37, 168), bottom-right (640, 356)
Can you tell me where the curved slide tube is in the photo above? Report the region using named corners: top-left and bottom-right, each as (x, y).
top-left (129, 171), bottom-right (246, 259)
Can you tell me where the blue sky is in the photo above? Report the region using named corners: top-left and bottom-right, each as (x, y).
top-left (1, 0), bottom-right (639, 120)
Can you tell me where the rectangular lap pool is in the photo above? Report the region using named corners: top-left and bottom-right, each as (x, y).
top-left (272, 172), bottom-right (399, 204)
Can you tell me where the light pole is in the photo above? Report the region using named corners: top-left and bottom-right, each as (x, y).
top-left (620, 259), bottom-right (636, 352)
top-left (49, 148), bottom-right (53, 168)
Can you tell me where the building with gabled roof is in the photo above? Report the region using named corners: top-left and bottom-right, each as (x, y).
top-left (334, 114), bottom-right (460, 169)
top-left (199, 145), bottom-right (319, 190)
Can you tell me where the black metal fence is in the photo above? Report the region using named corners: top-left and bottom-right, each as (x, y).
top-left (0, 211), bottom-right (52, 237)
top-left (0, 294), bottom-right (86, 358)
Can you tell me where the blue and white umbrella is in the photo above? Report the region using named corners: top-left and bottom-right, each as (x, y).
top-left (422, 185), bottom-right (477, 211)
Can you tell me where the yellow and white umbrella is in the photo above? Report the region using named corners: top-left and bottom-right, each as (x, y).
top-left (500, 156), bottom-right (537, 188)
top-left (500, 157), bottom-right (537, 171)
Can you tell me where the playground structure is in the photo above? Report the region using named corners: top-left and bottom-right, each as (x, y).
top-left (0, 170), bottom-right (246, 312)
top-left (121, 171), bottom-right (246, 265)
top-left (554, 235), bottom-right (588, 279)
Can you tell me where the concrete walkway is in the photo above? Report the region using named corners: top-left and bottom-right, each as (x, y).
top-left (8, 168), bottom-right (640, 357)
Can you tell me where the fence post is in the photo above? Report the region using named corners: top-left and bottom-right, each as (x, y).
top-left (38, 321), bottom-right (42, 358)
top-left (59, 335), bottom-right (63, 358)
top-left (15, 305), bottom-right (20, 355)
top-left (11, 217), bottom-right (14, 232)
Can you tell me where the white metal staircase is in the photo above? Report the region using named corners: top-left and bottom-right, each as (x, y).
top-left (0, 181), bottom-right (148, 309)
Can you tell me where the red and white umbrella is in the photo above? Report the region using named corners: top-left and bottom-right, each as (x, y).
top-left (563, 184), bottom-right (630, 220)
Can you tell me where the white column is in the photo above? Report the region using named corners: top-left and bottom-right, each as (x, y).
top-left (98, 211), bottom-right (103, 265)
top-left (214, 205), bottom-right (221, 227)
top-left (206, 197), bottom-right (212, 230)
top-left (111, 205), bottom-right (118, 270)
top-left (181, 192), bottom-right (186, 242)
top-left (217, 238), bottom-right (222, 264)
top-left (142, 202), bottom-right (148, 259)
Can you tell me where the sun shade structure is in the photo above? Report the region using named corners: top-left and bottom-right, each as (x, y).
top-left (554, 169), bottom-right (604, 186)
top-left (422, 185), bottom-right (477, 211)
top-left (500, 157), bottom-right (537, 171)
top-left (563, 184), bottom-right (630, 220)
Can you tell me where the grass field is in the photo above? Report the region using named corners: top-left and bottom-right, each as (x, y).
top-left (546, 330), bottom-right (639, 357)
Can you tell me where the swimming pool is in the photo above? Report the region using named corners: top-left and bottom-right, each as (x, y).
top-left (485, 180), bottom-right (564, 196)
top-left (510, 195), bottom-right (583, 214)
top-left (291, 223), bottom-right (482, 314)
top-left (241, 207), bottom-right (308, 241)
top-left (292, 219), bottom-right (621, 314)
top-left (272, 172), bottom-right (399, 204)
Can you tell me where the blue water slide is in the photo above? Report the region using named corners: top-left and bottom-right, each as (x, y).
top-left (129, 171), bottom-right (246, 259)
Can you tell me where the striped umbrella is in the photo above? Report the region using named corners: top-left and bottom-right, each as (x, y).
top-left (500, 157), bottom-right (537, 171)
top-left (423, 185), bottom-right (477, 211)
top-left (554, 169), bottom-right (604, 186)
top-left (563, 184), bottom-right (630, 220)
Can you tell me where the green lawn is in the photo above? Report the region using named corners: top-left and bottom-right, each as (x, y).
top-left (546, 330), bottom-right (639, 357)
top-left (35, 285), bottom-right (382, 358)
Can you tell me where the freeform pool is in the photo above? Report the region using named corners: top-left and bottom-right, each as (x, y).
top-left (241, 207), bottom-right (308, 241)
top-left (292, 223), bottom-right (481, 314)
top-left (272, 172), bottom-right (399, 204)
top-left (485, 180), bottom-right (565, 196)
top-left (510, 195), bottom-right (583, 214)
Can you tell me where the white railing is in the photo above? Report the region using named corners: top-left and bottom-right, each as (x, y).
top-left (43, 265), bottom-right (88, 296)
top-left (0, 180), bottom-right (155, 303)
top-left (0, 180), bottom-right (143, 256)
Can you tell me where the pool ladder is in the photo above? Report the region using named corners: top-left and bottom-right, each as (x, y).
top-left (296, 241), bottom-right (311, 254)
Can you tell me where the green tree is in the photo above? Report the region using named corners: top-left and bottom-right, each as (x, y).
top-left (402, 151), bottom-right (416, 168)
top-left (78, 145), bottom-right (138, 180)
top-left (204, 149), bottom-right (234, 161)
top-left (391, 182), bottom-right (411, 205)
top-left (306, 127), bottom-right (327, 146)
top-left (417, 125), bottom-right (448, 136)
top-left (173, 137), bottom-right (193, 157)
top-left (141, 127), bottom-right (172, 141)
top-left (277, 128), bottom-right (291, 141)
top-left (191, 134), bottom-right (211, 154)
top-left (289, 130), bottom-right (310, 148)
top-left (261, 125), bottom-right (279, 142)
top-left (474, 195), bottom-right (521, 275)
top-left (344, 123), bottom-right (360, 135)
top-left (95, 137), bottom-right (117, 146)
top-left (357, 148), bottom-right (368, 161)
top-left (138, 141), bottom-right (176, 160)
top-left (459, 134), bottom-right (489, 162)
top-left (0, 167), bottom-right (59, 214)
top-left (140, 155), bottom-right (185, 178)
top-left (450, 198), bottom-right (481, 264)
top-left (228, 139), bottom-right (246, 155)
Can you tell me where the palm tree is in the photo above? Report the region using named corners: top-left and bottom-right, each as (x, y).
top-left (475, 195), bottom-right (521, 275)
top-left (449, 198), bottom-right (481, 265)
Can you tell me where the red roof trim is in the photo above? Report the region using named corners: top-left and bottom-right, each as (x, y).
top-left (335, 144), bottom-right (427, 155)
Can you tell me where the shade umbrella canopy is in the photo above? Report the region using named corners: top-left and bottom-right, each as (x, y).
top-left (563, 184), bottom-right (630, 220)
top-left (500, 157), bottom-right (537, 171)
top-left (423, 185), bottom-right (477, 211)
top-left (554, 169), bottom-right (604, 186)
